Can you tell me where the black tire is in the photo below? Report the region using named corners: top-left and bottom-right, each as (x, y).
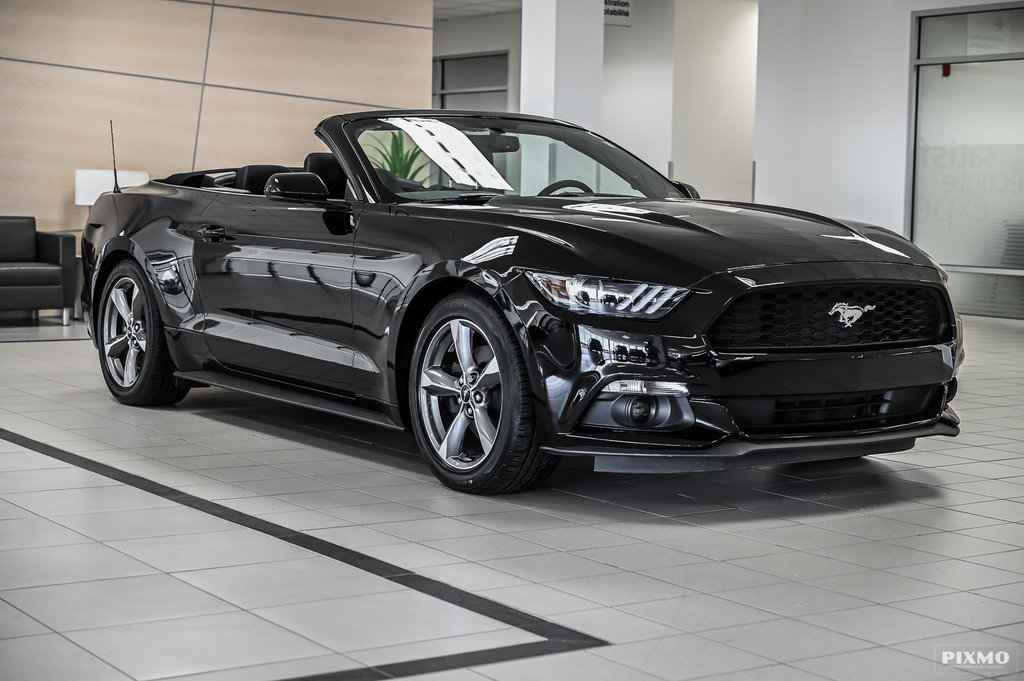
top-left (96, 260), bottom-right (190, 406)
top-left (409, 293), bottom-right (554, 494)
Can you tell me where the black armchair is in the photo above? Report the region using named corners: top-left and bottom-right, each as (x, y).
top-left (0, 216), bottom-right (76, 325)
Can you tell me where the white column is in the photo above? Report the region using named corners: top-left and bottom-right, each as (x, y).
top-left (671, 0), bottom-right (758, 200)
top-left (520, 0), bottom-right (605, 131)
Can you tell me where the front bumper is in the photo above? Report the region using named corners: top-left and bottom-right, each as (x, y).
top-left (544, 409), bottom-right (960, 473)
top-left (504, 262), bottom-right (962, 472)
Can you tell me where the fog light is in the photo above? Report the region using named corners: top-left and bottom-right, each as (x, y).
top-left (627, 396), bottom-right (655, 425)
top-left (603, 379), bottom-right (689, 396)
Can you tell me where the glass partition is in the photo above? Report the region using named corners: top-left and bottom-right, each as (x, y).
top-left (911, 7), bottom-right (1024, 318)
top-left (431, 53), bottom-right (510, 111)
top-left (919, 8), bottom-right (1024, 58)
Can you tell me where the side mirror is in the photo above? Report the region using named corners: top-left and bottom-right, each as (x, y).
top-left (265, 172), bottom-right (329, 202)
top-left (671, 180), bottom-right (700, 199)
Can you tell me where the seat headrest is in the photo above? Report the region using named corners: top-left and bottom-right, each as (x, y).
top-left (303, 153), bottom-right (348, 198)
top-left (234, 165), bottom-right (290, 194)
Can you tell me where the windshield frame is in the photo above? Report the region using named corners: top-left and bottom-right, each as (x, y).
top-left (341, 112), bottom-right (683, 205)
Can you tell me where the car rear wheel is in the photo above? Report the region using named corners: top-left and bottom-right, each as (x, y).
top-left (410, 293), bottom-right (554, 494)
top-left (97, 260), bottom-right (190, 406)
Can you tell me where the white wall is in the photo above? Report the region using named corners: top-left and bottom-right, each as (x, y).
top-left (434, 3), bottom-right (678, 172)
top-left (433, 11), bottom-right (522, 112)
top-left (432, 0), bottom-right (757, 191)
top-left (754, 0), bottom-right (1002, 234)
top-left (671, 0), bottom-right (759, 200)
top-left (602, 0), bottom-right (676, 173)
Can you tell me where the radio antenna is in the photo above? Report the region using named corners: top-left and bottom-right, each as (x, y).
top-left (109, 119), bottom-right (121, 193)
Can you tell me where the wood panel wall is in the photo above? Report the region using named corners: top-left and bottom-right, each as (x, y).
top-left (0, 0), bottom-right (432, 233)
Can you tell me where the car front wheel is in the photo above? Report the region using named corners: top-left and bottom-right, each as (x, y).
top-left (410, 293), bottom-right (553, 494)
top-left (97, 260), bottom-right (190, 406)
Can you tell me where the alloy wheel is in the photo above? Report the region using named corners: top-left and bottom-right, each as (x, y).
top-left (101, 276), bottom-right (147, 388)
top-left (417, 318), bottom-right (503, 471)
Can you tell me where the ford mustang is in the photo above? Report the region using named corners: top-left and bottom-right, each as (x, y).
top-left (81, 110), bottom-right (963, 494)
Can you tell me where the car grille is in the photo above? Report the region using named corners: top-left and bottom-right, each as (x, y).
top-left (707, 283), bottom-right (951, 352)
top-left (722, 385), bottom-right (942, 436)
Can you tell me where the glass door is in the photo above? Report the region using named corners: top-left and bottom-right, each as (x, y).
top-left (911, 6), bottom-right (1024, 318)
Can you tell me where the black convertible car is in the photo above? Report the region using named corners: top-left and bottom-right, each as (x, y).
top-left (82, 110), bottom-right (963, 494)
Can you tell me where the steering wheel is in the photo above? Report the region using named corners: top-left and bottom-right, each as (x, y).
top-left (537, 179), bottom-right (595, 196)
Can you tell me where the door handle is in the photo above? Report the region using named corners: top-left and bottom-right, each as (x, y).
top-left (198, 224), bottom-right (227, 242)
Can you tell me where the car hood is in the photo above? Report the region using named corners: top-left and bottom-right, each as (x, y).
top-left (418, 196), bottom-right (932, 284)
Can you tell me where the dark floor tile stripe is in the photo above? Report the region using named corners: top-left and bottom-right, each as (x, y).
top-left (0, 426), bottom-right (606, 679)
top-left (372, 640), bottom-right (592, 678)
top-left (392, 573), bottom-right (597, 643)
top-left (289, 669), bottom-right (388, 681)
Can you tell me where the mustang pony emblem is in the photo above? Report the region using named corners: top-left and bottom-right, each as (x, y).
top-left (829, 302), bottom-right (876, 327)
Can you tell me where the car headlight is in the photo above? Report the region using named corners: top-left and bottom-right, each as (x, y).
top-left (524, 271), bottom-right (689, 319)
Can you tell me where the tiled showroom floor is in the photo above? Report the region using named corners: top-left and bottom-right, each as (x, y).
top-left (0, 314), bottom-right (1022, 681)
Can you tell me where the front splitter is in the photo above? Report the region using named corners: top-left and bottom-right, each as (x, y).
top-left (541, 416), bottom-right (960, 474)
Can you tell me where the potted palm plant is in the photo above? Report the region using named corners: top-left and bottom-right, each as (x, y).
top-left (368, 132), bottom-right (429, 184)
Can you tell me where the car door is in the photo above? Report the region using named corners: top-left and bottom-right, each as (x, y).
top-left (191, 189), bottom-right (363, 393)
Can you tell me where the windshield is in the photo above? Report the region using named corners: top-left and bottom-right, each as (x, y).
top-left (347, 115), bottom-right (682, 202)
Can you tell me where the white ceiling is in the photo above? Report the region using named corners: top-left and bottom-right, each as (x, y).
top-left (434, 0), bottom-right (522, 21)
